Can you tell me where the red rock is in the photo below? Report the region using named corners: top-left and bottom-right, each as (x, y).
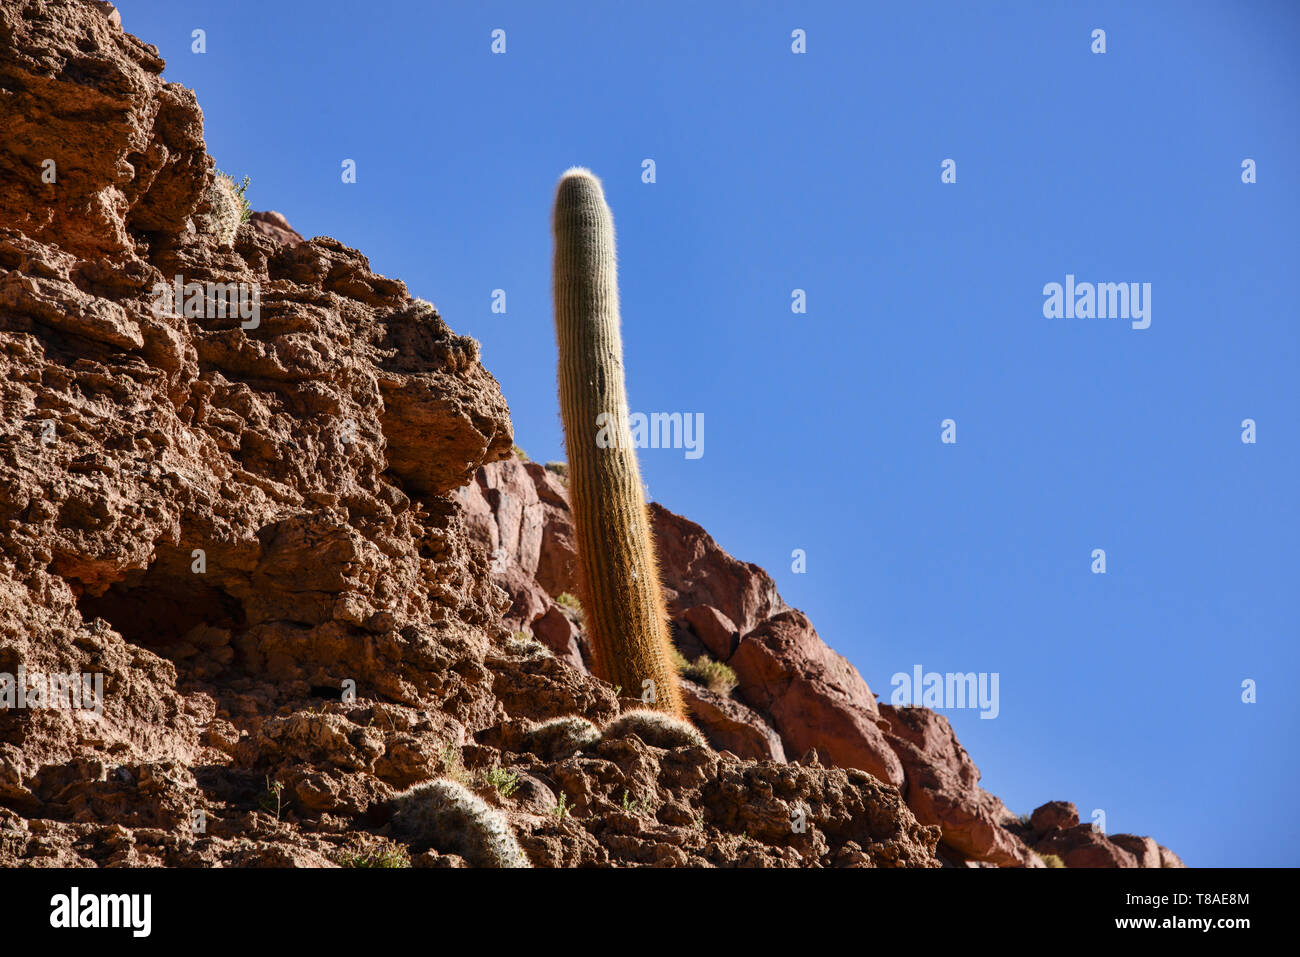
top-left (649, 505), bottom-right (786, 634)
top-left (1034, 825), bottom-right (1139, 868)
top-left (523, 462), bottom-right (569, 508)
top-left (1158, 845), bottom-right (1186, 868)
top-left (680, 679), bottom-right (786, 763)
top-left (878, 705), bottom-right (1038, 867)
top-left (530, 604), bottom-right (586, 673)
top-left (730, 611), bottom-right (902, 787)
top-left (478, 459), bottom-right (544, 577)
top-left (495, 563), bottom-right (550, 632)
top-left (1110, 833), bottom-right (1162, 868)
top-left (248, 210), bottom-right (303, 246)
top-left (1030, 800), bottom-right (1080, 835)
top-left (681, 604), bottom-right (740, 661)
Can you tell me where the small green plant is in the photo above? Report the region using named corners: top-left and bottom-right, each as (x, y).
top-left (543, 461), bottom-right (568, 482)
top-left (554, 793), bottom-right (572, 821)
top-left (672, 649), bottom-right (738, 695)
top-left (258, 777), bottom-right (284, 819)
top-left (1018, 812), bottom-right (1032, 828)
top-left (512, 444), bottom-right (529, 461)
top-left (620, 789), bottom-right (649, 815)
top-left (481, 767), bottom-right (520, 799)
top-left (439, 744), bottom-right (472, 787)
top-left (1039, 852), bottom-right (1065, 868)
top-left (555, 592), bottom-right (582, 611)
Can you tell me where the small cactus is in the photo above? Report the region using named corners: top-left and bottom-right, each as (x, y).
top-left (602, 708), bottom-right (709, 750)
top-left (201, 171), bottom-right (249, 247)
top-left (389, 778), bottom-right (530, 868)
top-left (551, 167), bottom-right (684, 717)
top-left (524, 715), bottom-right (601, 760)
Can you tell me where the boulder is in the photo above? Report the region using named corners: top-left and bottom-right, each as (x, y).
top-left (681, 679), bottom-right (786, 763)
top-left (248, 210), bottom-right (303, 246)
top-left (681, 604), bottom-right (740, 661)
top-left (650, 504), bottom-right (786, 634)
top-left (1110, 833), bottom-right (1162, 868)
top-left (731, 611), bottom-right (902, 787)
top-left (879, 705), bottom-right (1038, 867)
top-left (1158, 845), bottom-right (1186, 868)
top-left (1030, 800), bottom-right (1080, 836)
top-left (531, 604), bottom-right (586, 673)
top-left (1034, 825), bottom-right (1139, 868)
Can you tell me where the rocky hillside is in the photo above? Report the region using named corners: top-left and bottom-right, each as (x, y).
top-left (0, 0), bottom-right (1179, 868)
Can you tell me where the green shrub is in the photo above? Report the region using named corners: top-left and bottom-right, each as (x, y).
top-left (673, 650), bottom-right (738, 695)
top-left (257, 777), bottom-right (284, 819)
top-left (554, 792), bottom-right (571, 821)
top-left (620, 789), bottom-right (649, 815)
top-left (481, 767), bottom-right (520, 798)
top-left (439, 744), bottom-right (472, 787)
top-left (1039, 852), bottom-right (1065, 868)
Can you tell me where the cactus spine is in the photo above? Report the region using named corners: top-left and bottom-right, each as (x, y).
top-left (551, 168), bottom-right (684, 718)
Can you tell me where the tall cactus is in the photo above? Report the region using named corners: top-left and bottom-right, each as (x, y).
top-left (551, 168), bottom-right (684, 718)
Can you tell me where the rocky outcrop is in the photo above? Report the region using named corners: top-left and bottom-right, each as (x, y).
top-left (1016, 800), bottom-right (1186, 869)
top-left (876, 705), bottom-right (1039, 866)
top-left (650, 505), bottom-right (786, 635)
top-left (679, 680), bottom-right (785, 763)
top-left (248, 211), bottom-right (303, 247)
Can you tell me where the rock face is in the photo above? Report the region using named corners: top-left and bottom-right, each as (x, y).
top-left (1017, 801), bottom-right (1185, 869)
top-left (730, 612), bottom-right (902, 787)
top-left (0, 1), bottom-right (1178, 869)
top-left (877, 705), bottom-right (1038, 867)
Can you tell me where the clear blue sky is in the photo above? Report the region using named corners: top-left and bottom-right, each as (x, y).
top-left (118, 0), bottom-right (1299, 866)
